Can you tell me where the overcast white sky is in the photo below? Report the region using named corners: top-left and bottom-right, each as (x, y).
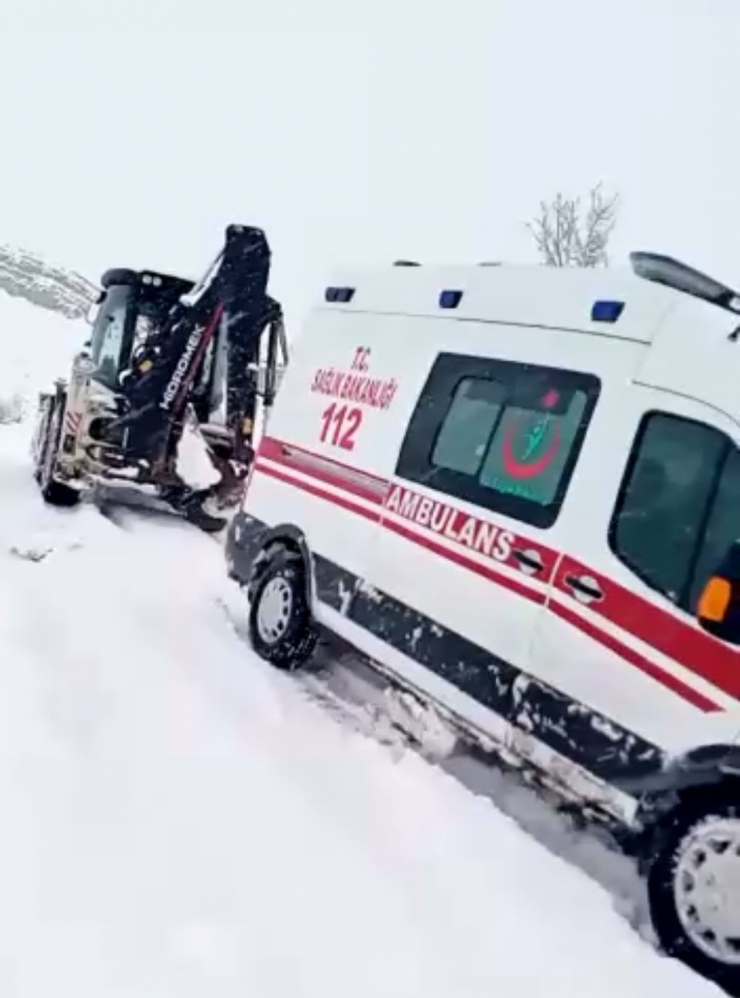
top-left (0, 0), bottom-right (737, 325)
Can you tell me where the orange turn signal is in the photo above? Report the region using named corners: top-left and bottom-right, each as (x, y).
top-left (698, 577), bottom-right (732, 622)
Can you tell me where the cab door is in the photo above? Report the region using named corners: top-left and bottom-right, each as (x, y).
top-left (528, 385), bottom-right (740, 787)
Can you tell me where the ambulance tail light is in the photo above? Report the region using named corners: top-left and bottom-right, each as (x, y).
top-left (591, 300), bottom-right (625, 323)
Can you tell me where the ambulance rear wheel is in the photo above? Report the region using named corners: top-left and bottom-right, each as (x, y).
top-left (38, 396), bottom-right (79, 508)
top-left (248, 550), bottom-right (317, 670)
top-left (647, 793), bottom-right (740, 995)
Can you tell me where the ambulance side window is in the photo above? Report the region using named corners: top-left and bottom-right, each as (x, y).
top-left (396, 352), bottom-right (600, 529)
top-left (610, 412), bottom-right (740, 610)
top-left (431, 378), bottom-right (506, 475)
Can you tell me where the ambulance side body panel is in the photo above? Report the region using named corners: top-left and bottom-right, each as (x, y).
top-left (354, 309), bottom-right (739, 798)
top-left (237, 274), bottom-right (740, 816)
top-left (362, 315), bottom-right (653, 784)
top-left (241, 307), bottom-right (435, 605)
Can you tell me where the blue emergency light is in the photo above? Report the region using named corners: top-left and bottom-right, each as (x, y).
top-left (439, 289), bottom-right (464, 309)
top-left (591, 300), bottom-right (625, 323)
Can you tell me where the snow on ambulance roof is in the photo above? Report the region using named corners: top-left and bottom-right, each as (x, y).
top-left (320, 259), bottom-right (735, 346)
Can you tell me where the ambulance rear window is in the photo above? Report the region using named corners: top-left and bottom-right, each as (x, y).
top-left (432, 378), bottom-right (506, 475)
top-left (478, 388), bottom-right (589, 507)
top-left (397, 353), bottom-right (600, 530)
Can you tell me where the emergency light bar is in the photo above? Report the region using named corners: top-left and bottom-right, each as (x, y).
top-left (631, 251), bottom-right (740, 315)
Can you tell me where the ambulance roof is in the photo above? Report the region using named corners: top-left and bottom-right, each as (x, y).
top-left (321, 258), bottom-right (739, 346)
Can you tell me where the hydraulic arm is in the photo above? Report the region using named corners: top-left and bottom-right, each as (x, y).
top-left (118, 223), bottom-right (283, 471)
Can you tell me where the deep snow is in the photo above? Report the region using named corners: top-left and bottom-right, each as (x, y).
top-left (0, 296), bottom-right (723, 997)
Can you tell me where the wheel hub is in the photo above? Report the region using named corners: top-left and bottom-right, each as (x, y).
top-left (256, 576), bottom-right (293, 645)
top-left (674, 815), bottom-right (740, 964)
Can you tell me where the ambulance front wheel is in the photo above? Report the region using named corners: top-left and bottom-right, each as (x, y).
top-left (248, 550), bottom-right (317, 670)
top-left (647, 791), bottom-right (740, 995)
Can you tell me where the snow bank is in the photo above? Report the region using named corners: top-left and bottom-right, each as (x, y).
top-left (0, 491), bottom-right (720, 998)
top-left (176, 414), bottom-right (222, 489)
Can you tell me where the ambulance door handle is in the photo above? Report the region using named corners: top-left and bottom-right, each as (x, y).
top-left (563, 573), bottom-right (604, 605)
top-left (512, 548), bottom-right (544, 576)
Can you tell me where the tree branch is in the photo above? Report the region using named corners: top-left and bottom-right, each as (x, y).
top-left (527, 184), bottom-right (619, 268)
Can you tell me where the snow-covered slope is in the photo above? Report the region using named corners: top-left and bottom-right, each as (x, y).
top-left (0, 245), bottom-right (96, 320)
top-left (0, 293), bottom-right (83, 425)
top-left (0, 294), bottom-right (721, 997)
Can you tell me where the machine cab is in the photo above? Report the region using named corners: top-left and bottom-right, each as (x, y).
top-left (87, 268), bottom-right (194, 392)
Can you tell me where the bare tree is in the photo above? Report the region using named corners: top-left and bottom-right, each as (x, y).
top-left (528, 184), bottom-right (619, 268)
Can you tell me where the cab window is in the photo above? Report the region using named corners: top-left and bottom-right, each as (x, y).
top-left (610, 412), bottom-right (740, 610)
top-left (396, 352), bottom-right (600, 529)
top-left (90, 284), bottom-right (132, 390)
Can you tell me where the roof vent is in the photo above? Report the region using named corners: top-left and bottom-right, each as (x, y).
top-left (394, 260), bottom-right (421, 267)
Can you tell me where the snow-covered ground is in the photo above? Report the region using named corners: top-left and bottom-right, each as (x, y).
top-left (0, 297), bottom-right (722, 997)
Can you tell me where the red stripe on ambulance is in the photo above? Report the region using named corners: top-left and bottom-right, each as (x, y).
top-left (383, 482), bottom-right (560, 583)
top-left (554, 555), bottom-right (740, 703)
top-left (258, 437), bottom-right (388, 505)
top-left (253, 436), bottom-right (729, 712)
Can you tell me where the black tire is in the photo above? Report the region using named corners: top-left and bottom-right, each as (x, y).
top-left (247, 550), bottom-right (317, 670)
top-left (647, 792), bottom-right (740, 995)
top-left (38, 396), bottom-right (79, 508)
top-left (31, 397), bottom-right (51, 485)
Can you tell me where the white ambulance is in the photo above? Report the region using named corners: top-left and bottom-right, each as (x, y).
top-left (226, 251), bottom-right (740, 989)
